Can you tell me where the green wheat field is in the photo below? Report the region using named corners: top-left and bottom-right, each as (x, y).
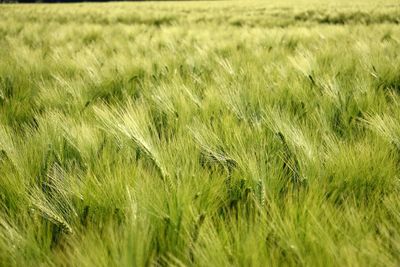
top-left (1, 0), bottom-right (400, 266)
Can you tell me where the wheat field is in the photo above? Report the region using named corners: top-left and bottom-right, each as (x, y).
top-left (1, 1), bottom-right (400, 266)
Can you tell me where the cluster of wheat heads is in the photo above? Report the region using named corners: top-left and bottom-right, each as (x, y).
top-left (1, 0), bottom-right (400, 266)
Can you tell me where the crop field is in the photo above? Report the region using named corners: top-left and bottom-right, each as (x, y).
top-left (1, 0), bottom-right (400, 266)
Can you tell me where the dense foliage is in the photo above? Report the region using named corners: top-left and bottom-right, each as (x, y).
top-left (1, 1), bottom-right (400, 266)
